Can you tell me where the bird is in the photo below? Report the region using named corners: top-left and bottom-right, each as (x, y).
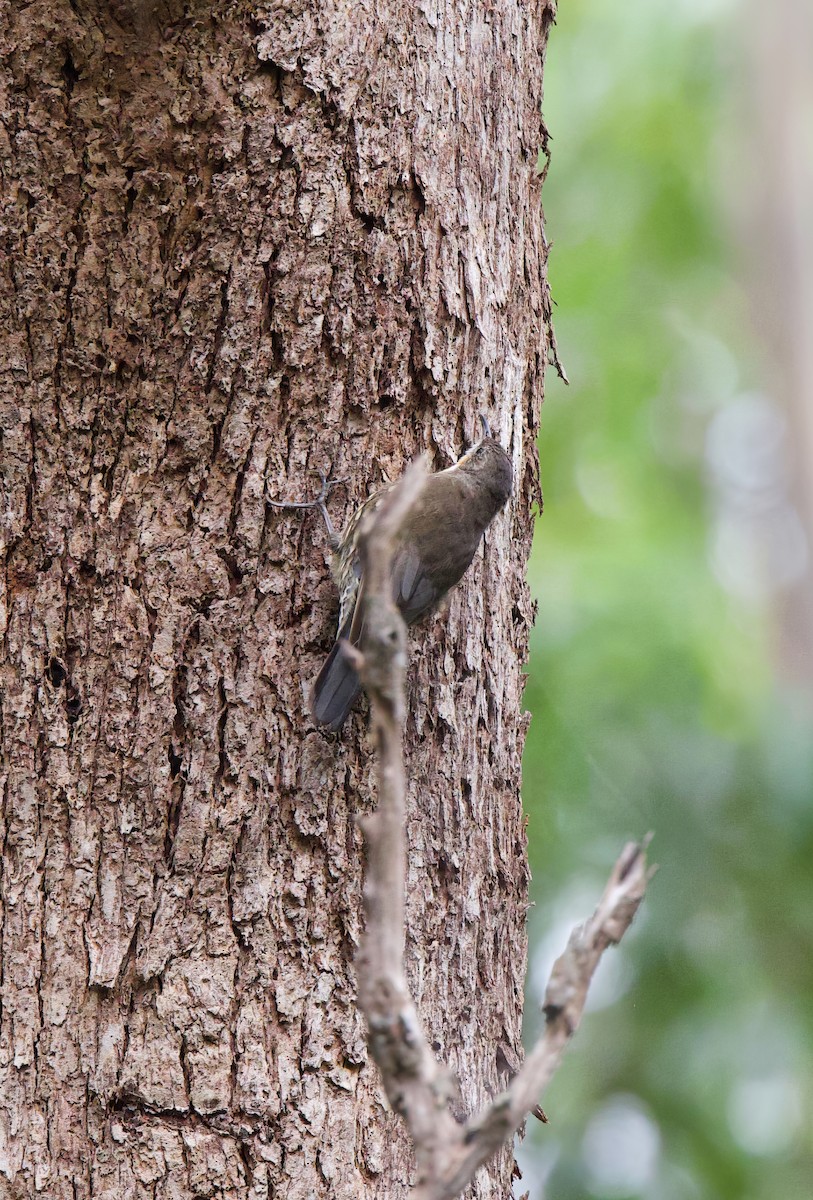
top-left (270, 419), bottom-right (513, 730)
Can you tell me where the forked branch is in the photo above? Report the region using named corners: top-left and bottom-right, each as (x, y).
top-left (351, 459), bottom-right (653, 1200)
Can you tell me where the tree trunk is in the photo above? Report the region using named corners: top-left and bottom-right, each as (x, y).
top-left (0, 2), bottom-right (554, 1197)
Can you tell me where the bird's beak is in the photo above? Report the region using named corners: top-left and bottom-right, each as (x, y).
top-left (455, 413), bottom-right (494, 468)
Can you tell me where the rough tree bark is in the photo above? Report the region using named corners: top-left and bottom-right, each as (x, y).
top-left (0, 2), bottom-right (556, 1197)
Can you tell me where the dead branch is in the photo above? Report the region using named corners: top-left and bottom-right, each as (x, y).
top-left (352, 459), bottom-right (653, 1200)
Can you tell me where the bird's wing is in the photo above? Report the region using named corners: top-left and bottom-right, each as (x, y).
top-left (390, 542), bottom-right (441, 625)
top-left (346, 541), bottom-right (438, 646)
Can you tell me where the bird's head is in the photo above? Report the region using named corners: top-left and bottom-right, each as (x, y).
top-left (455, 416), bottom-right (513, 506)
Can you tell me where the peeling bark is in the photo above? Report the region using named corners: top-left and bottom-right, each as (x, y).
top-left (0, 1), bottom-right (555, 1196)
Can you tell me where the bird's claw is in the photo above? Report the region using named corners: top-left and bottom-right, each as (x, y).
top-left (268, 469), bottom-right (348, 543)
top-left (268, 469), bottom-right (347, 510)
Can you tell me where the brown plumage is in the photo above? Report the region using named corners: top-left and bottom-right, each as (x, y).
top-left (310, 435), bottom-right (513, 730)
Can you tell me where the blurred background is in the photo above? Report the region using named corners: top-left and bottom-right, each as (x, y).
top-left (519, 0), bottom-right (813, 1197)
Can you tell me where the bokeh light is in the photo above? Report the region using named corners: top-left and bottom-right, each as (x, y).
top-left (519, 1), bottom-right (813, 1197)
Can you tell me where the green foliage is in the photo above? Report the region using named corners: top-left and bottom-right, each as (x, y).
top-left (521, 1), bottom-right (813, 1196)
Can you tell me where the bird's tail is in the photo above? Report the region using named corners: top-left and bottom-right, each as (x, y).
top-left (311, 634), bottom-right (361, 731)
